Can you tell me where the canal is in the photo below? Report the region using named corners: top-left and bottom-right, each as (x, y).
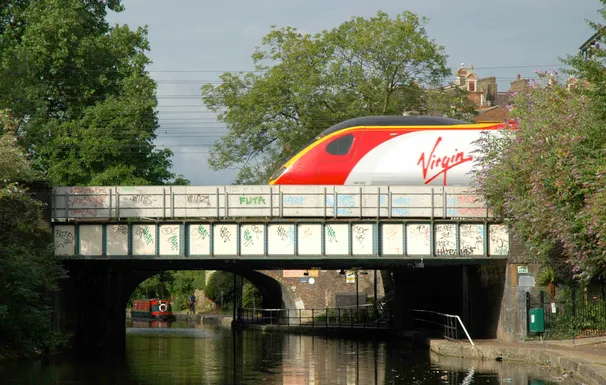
top-left (1, 320), bottom-right (584, 384)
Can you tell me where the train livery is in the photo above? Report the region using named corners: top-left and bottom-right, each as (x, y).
top-left (268, 116), bottom-right (513, 186)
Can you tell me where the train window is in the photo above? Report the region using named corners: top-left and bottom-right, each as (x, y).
top-left (326, 134), bottom-right (354, 155)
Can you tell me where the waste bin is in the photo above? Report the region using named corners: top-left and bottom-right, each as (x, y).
top-left (528, 307), bottom-right (545, 333)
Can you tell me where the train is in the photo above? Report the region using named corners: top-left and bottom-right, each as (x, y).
top-left (268, 116), bottom-right (514, 186)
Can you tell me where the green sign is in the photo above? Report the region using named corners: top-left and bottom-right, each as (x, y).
top-left (517, 266), bottom-right (529, 274)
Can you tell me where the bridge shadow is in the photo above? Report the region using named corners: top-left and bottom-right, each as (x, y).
top-left (55, 260), bottom-right (293, 354)
top-left (54, 259), bottom-right (506, 353)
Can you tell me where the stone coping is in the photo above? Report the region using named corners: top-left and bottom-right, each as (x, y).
top-left (430, 339), bottom-right (606, 385)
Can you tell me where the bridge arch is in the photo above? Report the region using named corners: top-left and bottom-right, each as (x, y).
top-left (56, 261), bottom-right (291, 351)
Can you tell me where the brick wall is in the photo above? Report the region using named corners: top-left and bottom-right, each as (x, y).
top-left (510, 78), bottom-right (529, 93)
top-left (261, 269), bottom-right (386, 309)
top-left (473, 106), bottom-right (509, 122)
top-left (477, 77), bottom-right (497, 106)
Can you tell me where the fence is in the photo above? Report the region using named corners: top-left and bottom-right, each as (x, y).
top-left (237, 307), bottom-right (394, 329)
top-left (405, 309), bottom-right (474, 346)
top-left (528, 291), bottom-right (606, 340)
top-left (50, 185), bottom-right (497, 220)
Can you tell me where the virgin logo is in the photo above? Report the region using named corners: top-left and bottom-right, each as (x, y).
top-left (417, 137), bottom-right (473, 185)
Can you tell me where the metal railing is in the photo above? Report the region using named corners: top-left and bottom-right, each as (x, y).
top-left (50, 185), bottom-right (498, 220)
top-left (406, 309), bottom-right (475, 346)
top-left (528, 291), bottom-right (606, 340)
top-left (236, 307), bottom-right (394, 329)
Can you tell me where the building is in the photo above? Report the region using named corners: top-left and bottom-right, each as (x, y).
top-left (580, 31), bottom-right (602, 60)
top-left (452, 64), bottom-right (538, 123)
top-left (448, 63), bottom-right (530, 123)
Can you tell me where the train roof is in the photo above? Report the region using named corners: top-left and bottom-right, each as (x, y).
top-left (319, 115), bottom-right (469, 137)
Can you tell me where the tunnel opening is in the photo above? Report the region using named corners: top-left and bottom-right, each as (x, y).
top-left (56, 261), bottom-right (292, 352)
top-left (125, 269), bottom-right (289, 319)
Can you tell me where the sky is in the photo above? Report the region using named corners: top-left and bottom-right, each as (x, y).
top-left (107, 0), bottom-right (602, 186)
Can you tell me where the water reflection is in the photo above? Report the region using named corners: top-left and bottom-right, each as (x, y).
top-left (430, 353), bottom-right (582, 385)
top-left (0, 322), bottom-right (586, 385)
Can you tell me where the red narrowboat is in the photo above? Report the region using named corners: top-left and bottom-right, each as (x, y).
top-left (131, 298), bottom-right (175, 321)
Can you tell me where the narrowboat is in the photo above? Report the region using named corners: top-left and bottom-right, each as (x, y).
top-left (131, 298), bottom-right (175, 321)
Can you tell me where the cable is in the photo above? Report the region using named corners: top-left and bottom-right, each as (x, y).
top-left (53, 64), bottom-right (561, 73)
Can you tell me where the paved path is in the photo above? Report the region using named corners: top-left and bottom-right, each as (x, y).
top-left (430, 337), bottom-right (606, 385)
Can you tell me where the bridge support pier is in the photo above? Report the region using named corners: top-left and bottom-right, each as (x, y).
top-left (56, 261), bottom-right (143, 352)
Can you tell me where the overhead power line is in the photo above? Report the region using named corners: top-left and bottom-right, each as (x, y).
top-left (145, 64), bottom-right (564, 73)
top-left (48, 64), bottom-right (563, 74)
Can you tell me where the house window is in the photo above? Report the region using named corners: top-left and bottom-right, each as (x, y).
top-left (326, 134), bottom-right (354, 155)
top-left (468, 81), bottom-right (476, 92)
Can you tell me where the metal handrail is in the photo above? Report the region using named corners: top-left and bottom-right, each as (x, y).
top-left (236, 307), bottom-right (394, 329)
top-left (50, 185), bottom-right (498, 221)
top-left (409, 309), bottom-right (475, 347)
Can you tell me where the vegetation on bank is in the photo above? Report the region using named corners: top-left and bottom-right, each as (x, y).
top-left (204, 271), bottom-right (263, 310)
top-left (129, 271), bottom-right (207, 311)
top-left (472, 1), bottom-right (605, 295)
top-left (0, 120), bottom-right (68, 359)
top-left (0, 0), bottom-right (185, 358)
top-left (130, 270), bottom-right (263, 312)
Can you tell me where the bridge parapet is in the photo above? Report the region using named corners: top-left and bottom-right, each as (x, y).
top-left (51, 185), bottom-right (496, 221)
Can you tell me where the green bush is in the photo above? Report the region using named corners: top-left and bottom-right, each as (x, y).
top-left (204, 271), bottom-right (235, 308)
top-left (204, 272), bottom-right (263, 310)
top-left (242, 282), bottom-right (263, 308)
top-left (0, 130), bottom-right (68, 358)
top-left (129, 270), bottom-right (207, 311)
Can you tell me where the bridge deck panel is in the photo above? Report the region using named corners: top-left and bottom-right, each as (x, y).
top-left (53, 220), bottom-right (510, 261)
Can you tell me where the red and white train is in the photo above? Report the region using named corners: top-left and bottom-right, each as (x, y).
top-left (268, 116), bottom-right (513, 186)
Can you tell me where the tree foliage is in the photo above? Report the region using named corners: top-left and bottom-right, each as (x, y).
top-left (0, 0), bottom-right (182, 357)
top-left (204, 271), bottom-right (235, 308)
top-left (129, 271), bottom-right (206, 311)
top-left (0, 113), bottom-right (67, 358)
top-left (242, 282), bottom-right (263, 309)
top-left (472, 2), bottom-right (606, 282)
top-left (0, 0), bottom-right (178, 186)
top-left (204, 272), bottom-right (262, 310)
top-left (202, 11), bottom-right (475, 184)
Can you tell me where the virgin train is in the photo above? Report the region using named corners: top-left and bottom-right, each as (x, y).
top-left (268, 116), bottom-right (514, 186)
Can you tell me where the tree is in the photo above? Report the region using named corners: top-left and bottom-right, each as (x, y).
top-left (422, 85), bottom-right (479, 121)
top-left (204, 271), bottom-right (235, 309)
top-left (202, 11), bottom-right (467, 184)
top-left (0, 0), bottom-right (178, 186)
top-left (130, 271), bottom-right (174, 300)
top-left (563, 1), bottom-right (606, 119)
top-left (0, 110), bottom-right (67, 358)
top-left (471, 3), bottom-right (606, 282)
top-left (242, 282), bottom-right (263, 309)
top-left (129, 270), bottom-right (207, 311)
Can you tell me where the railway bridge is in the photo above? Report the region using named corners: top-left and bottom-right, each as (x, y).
top-left (48, 185), bottom-right (524, 351)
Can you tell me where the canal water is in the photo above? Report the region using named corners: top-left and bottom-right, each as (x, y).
top-left (1, 320), bottom-right (585, 384)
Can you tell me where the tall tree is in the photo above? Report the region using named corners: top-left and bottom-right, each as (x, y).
top-left (0, 0), bottom-right (176, 186)
top-left (202, 11), bottom-right (473, 184)
top-left (472, 1), bottom-right (606, 281)
top-left (0, 110), bottom-right (67, 357)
